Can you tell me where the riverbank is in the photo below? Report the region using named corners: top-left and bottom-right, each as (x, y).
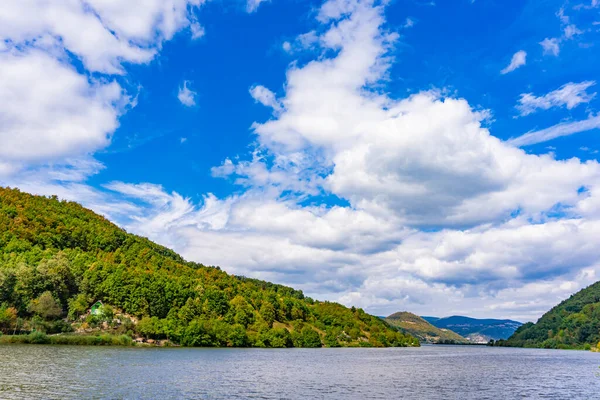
top-left (0, 332), bottom-right (163, 346)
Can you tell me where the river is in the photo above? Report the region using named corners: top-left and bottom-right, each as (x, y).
top-left (0, 344), bottom-right (598, 399)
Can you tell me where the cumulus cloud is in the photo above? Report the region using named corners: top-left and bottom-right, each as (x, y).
top-left (0, 0), bottom-right (206, 74)
top-left (84, 181), bottom-right (600, 321)
top-left (0, 49), bottom-right (128, 174)
top-left (516, 81), bottom-right (596, 116)
top-left (501, 50), bottom-right (527, 74)
top-left (5, 0), bottom-right (600, 321)
top-left (178, 81), bottom-right (197, 107)
top-left (80, 0), bottom-right (600, 320)
top-left (0, 0), bottom-right (207, 174)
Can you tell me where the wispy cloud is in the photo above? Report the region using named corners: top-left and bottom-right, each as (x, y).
top-left (190, 21), bottom-right (205, 40)
top-left (509, 115), bottom-right (600, 146)
top-left (403, 17), bottom-right (416, 28)
top-left (249, 85), bottom-right (282, 112)
top-left (178, 81), bottom-right (197, 107)
top-left (246, 0), bottom-right (270, 13)
top-left (516, 81), bottom-right (596, 116)
top-left (501, 50), bottom-right (526, 74)
top-left (557, 7), bottom-right (569, 24)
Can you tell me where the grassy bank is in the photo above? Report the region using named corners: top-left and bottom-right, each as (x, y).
top-left (0, 332), bottom-right (135, 346)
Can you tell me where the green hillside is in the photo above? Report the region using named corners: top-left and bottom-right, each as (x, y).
top-left (385, 312), bottom-right (469, 344)
top-left (0, 187), bottom-right (418, 348)
top-left (495, 281), bottom-right (600, 350)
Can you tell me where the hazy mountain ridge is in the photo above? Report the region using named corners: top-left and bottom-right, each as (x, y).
top-left (423, 316), bottom-right (522, 343)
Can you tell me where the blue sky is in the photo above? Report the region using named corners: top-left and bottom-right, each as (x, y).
top-left (1, 0), bottom-right (600, 321)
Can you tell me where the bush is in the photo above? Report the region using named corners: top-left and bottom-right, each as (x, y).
top-left (300, 327), bottom-right (322, 348)
top-left (28, 331), bottom-right (50, 344)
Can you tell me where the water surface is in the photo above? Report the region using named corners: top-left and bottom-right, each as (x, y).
top-left (0, 345), bottom-right (598, 399)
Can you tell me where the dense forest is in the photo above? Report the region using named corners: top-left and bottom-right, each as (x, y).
top-left (0, 187), bottom-right (418, 348)
top-left (492, 281), bottom-right (600, 350)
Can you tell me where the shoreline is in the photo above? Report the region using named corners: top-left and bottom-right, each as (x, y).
top-left (0, 333), bottom-right (146, 347)
top-left (0, 333), bottom-right (420, 348)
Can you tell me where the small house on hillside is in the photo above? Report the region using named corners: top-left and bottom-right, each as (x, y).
top-left (90, 301), bottom-right (103, 316)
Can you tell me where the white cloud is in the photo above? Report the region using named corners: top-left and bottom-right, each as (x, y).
top-left (557, 7), bottom-right (569, 24)
top-left (86, 181), bottom-right (600, 321)
top-left (0, 158), bottom-right (142, 220)
top-left (501, 50), bottom-right (527, 74)
top-left (540, 37), bottom-right (560, 56)
top-left (190, 21), bottom-right (206, 40)
top-left (564, 24), bottom-right (583, 39)
top-left (249, 85), bottom-right (283, 112)
top-left (246, 0), bottom-right (270, 13)
top-left (509, 114), bottom-right (600, 146)
top-left (516, 81), bottom-right (596, 116)
top-left (0, 0), bottom-right (206, 74)
top-left (5, 0), bottom-right (600, 321)
top-left (281, 31), bottom-right (320, 54)
top-left (0, 49), bottom-right (128, 172)
top-left (403, 17), bottom-right (415, 28)
top-left (0, 0), bottom-right (207, 174)
top-left (85, 0), bottom-right (600, 321)
top-left (178, 81), bottom-right (197, 107)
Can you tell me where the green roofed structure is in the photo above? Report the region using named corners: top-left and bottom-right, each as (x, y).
top-left (90, 301), bottom-right (103, 316)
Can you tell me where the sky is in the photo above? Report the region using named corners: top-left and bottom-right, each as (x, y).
top-left (1, 0), bottom-right (600, 322)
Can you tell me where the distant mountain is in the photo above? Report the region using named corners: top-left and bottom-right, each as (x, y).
top-left (421, 316), bottom-right (440, 324)
top-left (385, 312), bottom-right (469, 344)
top-left (498, 281), bottom-right (600, 350)
top-left (425, 316), bottom-right (522, 343)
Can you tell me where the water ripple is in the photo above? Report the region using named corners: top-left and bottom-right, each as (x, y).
top-left (0, 345), bottom-right (599, 399)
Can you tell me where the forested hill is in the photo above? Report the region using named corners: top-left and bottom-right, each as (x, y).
top-left (495, 281), bottom-right (600, 350)
top-left (0, 187), bottom-right (418, 348)
top-left (385, 312), bottom-right (469, 344)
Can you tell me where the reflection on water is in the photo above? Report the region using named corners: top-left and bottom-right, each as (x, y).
top-left (0, 345), bottom-right (599, 399)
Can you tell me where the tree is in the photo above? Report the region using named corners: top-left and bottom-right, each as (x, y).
top-left (137, 316), bottom-right (164, 339)
top-left (228, 324), bottom-right (249, 347)
top-left (301, 326), bottom-right (322, 348)
top-left (28, 291), bottom-right (62, 320)
top-left (67, 294), bottom-right (89, 320)
top-left (324, 328), bottom-right (341, 347)
top-left (0, 305), bottom-right (17, 333)
top-left (260, 302), bottom-right (276, 328)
